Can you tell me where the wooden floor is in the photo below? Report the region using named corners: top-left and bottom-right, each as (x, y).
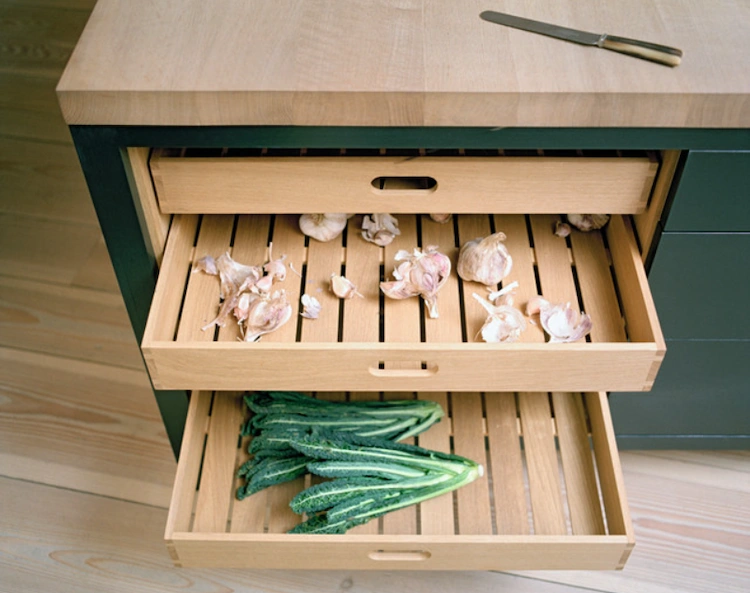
top-left (1, 1), bottom-right (749, 591)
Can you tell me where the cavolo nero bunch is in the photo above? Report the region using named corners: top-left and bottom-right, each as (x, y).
top-left (236, 391), bottom-right (483, 533)
top-left (237, 391), bottom-right (445, 498)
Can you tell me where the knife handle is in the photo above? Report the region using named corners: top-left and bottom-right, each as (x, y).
top-left (598, 34), bottom-right (682, 67)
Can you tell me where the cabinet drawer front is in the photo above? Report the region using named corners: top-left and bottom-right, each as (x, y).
top-left (141, 213), bottom-right (664, 393)
top-left (649, 233), bottom-right (750, 339)
top-left (150, 152), bottom-right (657, 214)
top-left (165, 390), bottom-right (633, 570)
top-left (666, 151), bottom-right (750, 232)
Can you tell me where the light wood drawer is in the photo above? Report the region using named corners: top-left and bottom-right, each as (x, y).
top-left (141, 212), bottom-right (665, 393)
top-left (166, 390), bottom-right (634, 570)
top-left (149, 149), bottom-right (658, 215)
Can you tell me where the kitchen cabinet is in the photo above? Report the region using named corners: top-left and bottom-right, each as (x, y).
top-left (58, 0), bottom-right (750, 571)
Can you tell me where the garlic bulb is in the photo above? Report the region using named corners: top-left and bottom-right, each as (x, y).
top-left (566, 214), bottom-right (610, 232)
top-left (472, 293), bottom-right (526, 343)
top-left (554, 221), bottom-right (572, 238)
top-left (300, 294), bottom-right (321, 319)
top-left (380, 246), bottom-right (451, 319)
top-left (299, 213), bottom-right (348, 242)
top-left (526, 296), bottom-right (592, 343)
top-left (196, 252), bottom-right (262, 330)
top-left (242, 289), bottom-right (293, 342)
top-left (429, 213), bottom-right (452, 224)
top-left (362, 213), bottom-right (401, 246)
top-left (457, 231), bottom-right (513, 288)
top-left (330, 274), bottom-right (362, 299)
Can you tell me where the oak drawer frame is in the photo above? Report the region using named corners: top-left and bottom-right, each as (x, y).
top-left (166, 390), bottom-right (634, 570)
top-left (141, 211), bottom-right (665, 393)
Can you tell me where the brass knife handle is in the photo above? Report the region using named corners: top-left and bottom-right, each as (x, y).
top-left (598, 34), bottom-right (682, 67)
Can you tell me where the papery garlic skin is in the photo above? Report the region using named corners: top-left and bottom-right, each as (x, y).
top-left (429, 213), bottom-right (452, 224)
top-left (488, 281), bottom-right (519, 307)
top-left (300, 294), bottom-right (321, 319)
top-left (243, 290), bottom-right (293, 342)
top-left (457, 232), bottom-right (513, 288)
top-left (472, 292), bottom-right (526, 343)
top-left (526, 295), bottom-right (593, 343)
top-left (566, 214), bottom-right (610, 232)
top-left (361, 213), bottom-right (401, 246)
top-left (197, 252), bottom-right (262, 330)
top-left (330, 274), bottom-right (362, 299)
top-left (299, 213), bottom-right (348, 242)
top-left (380, 246), bottom-right (451, 319)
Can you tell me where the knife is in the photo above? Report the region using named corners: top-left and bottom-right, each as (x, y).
top-left (480, 11), bottom-right (682, 67)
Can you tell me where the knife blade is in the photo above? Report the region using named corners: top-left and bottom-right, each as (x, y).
top-left (480, 10), bottom-right (682, 67)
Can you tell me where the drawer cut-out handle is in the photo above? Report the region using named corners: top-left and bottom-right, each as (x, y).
top-left (368, 550), bottom-right (431, 562)
top-left (371, 176), bottom-right (437, 193)
top-left (368, 364), bottom-right (438, 378)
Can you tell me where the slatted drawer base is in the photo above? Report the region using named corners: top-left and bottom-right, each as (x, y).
top-left (142, 212), bottom-right (665, 392)
top-left (165, 390), bottom-right (634, 570)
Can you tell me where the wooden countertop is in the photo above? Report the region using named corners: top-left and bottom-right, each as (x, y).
top-left (57, 0), bottom-right (750, 128)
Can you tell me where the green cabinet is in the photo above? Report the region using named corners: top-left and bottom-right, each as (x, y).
top-left (613, 149), bottom-right (750, 448)
top-left (665, 151), bottom-right (750, 232)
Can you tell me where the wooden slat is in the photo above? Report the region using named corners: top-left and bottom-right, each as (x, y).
top-left (421, 214), bottom-right (461, 340)
top-left (531, 215), bottom-right (579, 306)
top-left (569, 230), bottom-right (627, 343)
top-left (342, 214), bottom-right (382, 343)
top-left (552, 392), bottom-right (606, 535)
top-left (176, 215), bottom-right (235, 342)
top-left (165, 391), bottom-right (211, 535)
top-left (493, 214), bottom-right (546, 343)
top-left (456, 214), bottom-right (494, 342)
top-left (142, 214), bottom-right (199, 343)
top-left (192, 393), bottom-right (244, 533)
top-left (266, 478), bottom-right (305, 534)
top-left (259, 215), bottom-right (306, 343)
top-left (485, 393), bottom-right (529, 534)
top-left (518, 392), bottom-right (567, 535)
top-left (300, 224), bottom-right (344, 342)
top-left (217, 214), bottom-right (272, 342)
top-left (451, 393), bottom-right (493, 535)
top-left (416, 392), bottom-right (454, 535)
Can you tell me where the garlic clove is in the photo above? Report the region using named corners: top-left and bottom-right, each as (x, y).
top-left (300, 294), bottom-right (321, 319)
top-left (299, 213), bottom-right (348, 242)
top-left (361, 213), bottom-right (401, 246)
top-left (380, 245), bottom-right (451, 318)
top-left (243, 290), bottom-right (292, 342)
top-left (472, 292), bottom-right (526, 343)
top-left (540, 303), bottom-right (592, 343)
top-left (488, 280), bottom-right (519, 307)
top-left (429, 213), bottom-right (452, 224)
top-left (457, 232), bottom-right (513, 288)
top-left (330, 274), bottom-right (362, 299)
top-left (263, 242), bottom-right (287, 282)
top-left (566, 214), bottom-right (610, 232)
top-left (554, 221), bottom-right (572, 237)
top-left (215, 252), bottom-right (262, 300)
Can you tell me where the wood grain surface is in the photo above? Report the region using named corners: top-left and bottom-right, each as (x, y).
top-left (56, 0), bottom-right (750, 127)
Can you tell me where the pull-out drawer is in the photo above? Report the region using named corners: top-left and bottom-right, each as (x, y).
top-left (141, 213), bottom-right (665, 393)
top-left (149, 149), bottom-right (658, 215)
top-left (166, 390), bottom-right (633, 570)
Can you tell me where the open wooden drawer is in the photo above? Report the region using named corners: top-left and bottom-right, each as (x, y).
top-left (141, 212), bottom-right (665, 393)
top-left (166, 390), bottom-right (633, 570)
